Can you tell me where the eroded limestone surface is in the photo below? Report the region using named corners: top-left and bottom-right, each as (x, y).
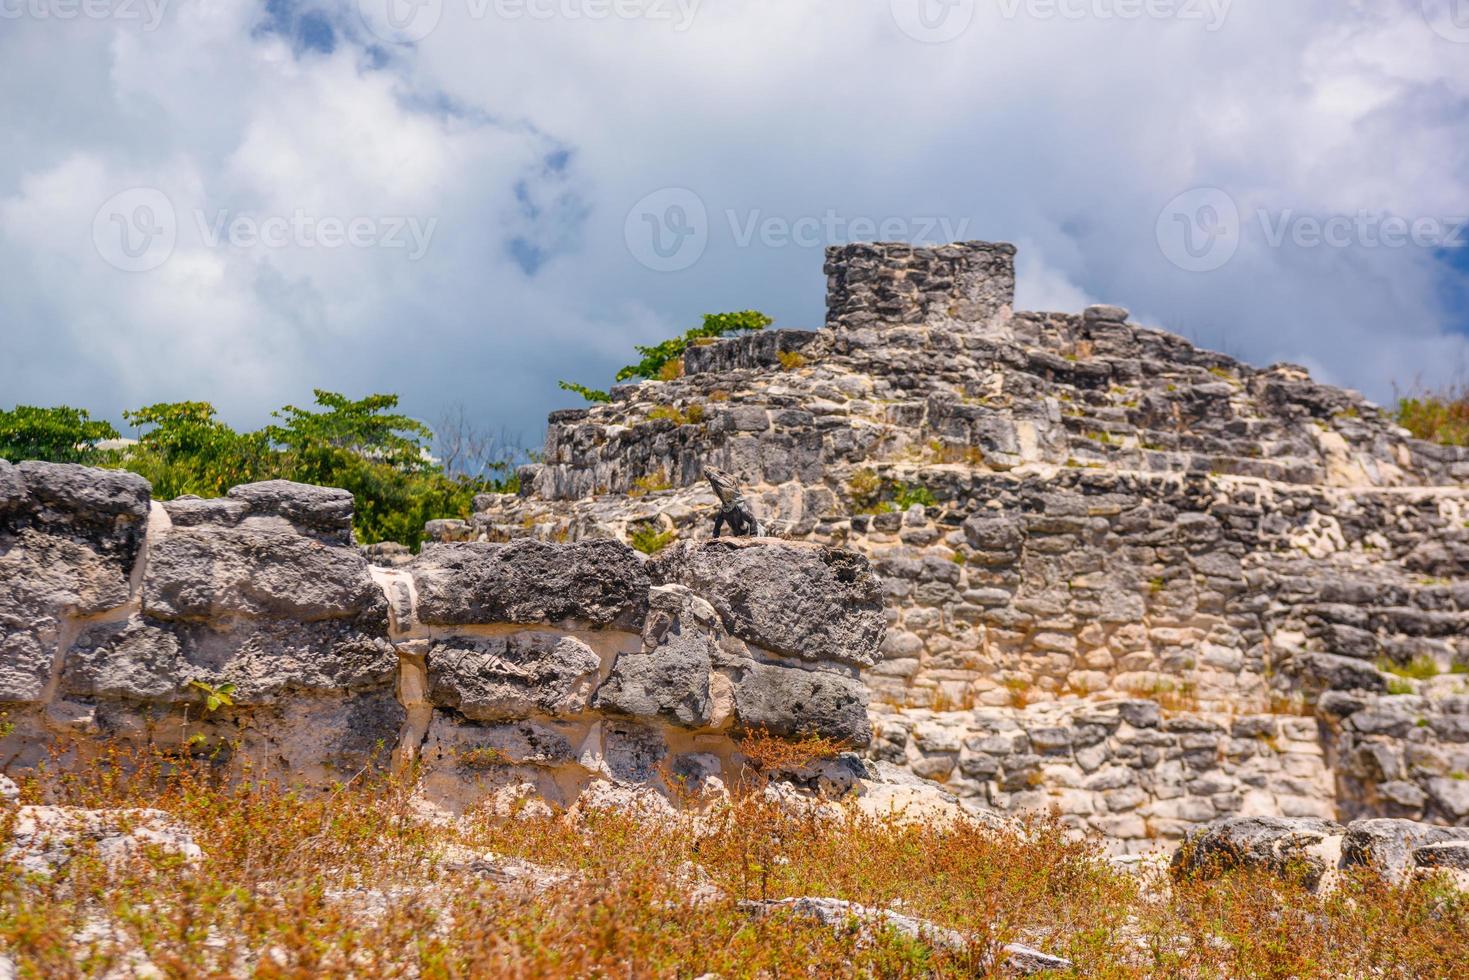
top-left (0, 465), bottom-right (885, 813)
top-left (451, 241), bottom-right (1469, 849)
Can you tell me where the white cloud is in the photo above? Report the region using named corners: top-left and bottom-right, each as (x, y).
top-left (0, 0), bottom-right (1466, 444)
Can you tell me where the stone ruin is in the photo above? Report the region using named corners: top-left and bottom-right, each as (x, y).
top-left (438, 241), bottom-right (1469, 851)
top-left (3, 240), bottom-right (1469, 857)
top-left (0, 461), bottom-right (885, 814)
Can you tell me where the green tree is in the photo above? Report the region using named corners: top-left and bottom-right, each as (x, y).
top-left (0, 405), bottom-right (119, 464)
top-left (266, 391), bottom-right (434, 472)
top-left (121, 401), bottom-right (275, 498)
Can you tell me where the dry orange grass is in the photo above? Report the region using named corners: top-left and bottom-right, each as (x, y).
top-left (1, 743), bottom-right (1467, 978)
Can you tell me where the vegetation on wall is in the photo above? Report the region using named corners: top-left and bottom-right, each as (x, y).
top-left (1395, 383), bottom-right (1469, 447)
top-left (560, 310), bottom-right (772, 402)
top-left (0, 392), bottom-right (524, 549)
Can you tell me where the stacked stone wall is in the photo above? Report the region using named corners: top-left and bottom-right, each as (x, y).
top-left (463, 240), bottom-right (1469, 842)
top-left (0, 463), bottom-right (882, 814)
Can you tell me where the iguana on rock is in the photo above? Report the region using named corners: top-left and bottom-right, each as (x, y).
top-left (704, 465), bottom-right (765, 538)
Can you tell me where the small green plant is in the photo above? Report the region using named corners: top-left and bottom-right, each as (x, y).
top-left (777, 350), bottom-right (808, 372)
top-left (1387, 678), bottom-right (1416, 696)
top-left (1377, 655), bottom-right (1441, 681)
top-left (1148, 577), bottom-right (1166, 594)
top-left (647, 404), bottom-right (703, 426)
top-left (628, 470), bottom-right (673, 498)
top-left (846, 468), bottom-right (883, 513)
top-left (892, 483), bottom-right (936, 510)
top-left (458, 746), bottom-right (512, 768)
top-left (629, 525), bottom-right (676, 555)
top-left (188, 680), bottom-right (236, 713)
top-left (557, 380), bottom-right (610, 403)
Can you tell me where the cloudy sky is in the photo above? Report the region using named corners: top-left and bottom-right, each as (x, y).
top-left (2, 0), bottom-right (1468, 449)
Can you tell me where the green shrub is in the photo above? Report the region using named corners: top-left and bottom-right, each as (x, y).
top-left (558, 380), bottom-right (610, 403)
top-left (0, 405), bottom-right (119, 464)
top-left (615, 311), bottom-right (772, 383)
top-left (4, 392), bottom-right (521, 550)
top-left (893, 483), bottom-right (936, 509)
top-left (629, 524), bottom-right (676, 554)
top-left (1395, 384), bottom-right (1469, 446)
top-left (559, 311), bottom-right (772, 401)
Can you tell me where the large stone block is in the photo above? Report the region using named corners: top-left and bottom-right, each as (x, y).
top-left (1172, 816), bottom-right (1344, 890)
top-left (224, 480), bottom-right (355, 545)
top-left (1, 463), bottom-right (152, 627)
top-left (728, 658), bottom-right (871, 747)
top-left (648, 539), bottom-right (884, 668)
top-left (426, 632), bottom-right (601, 722)
top-left (596, 585), bottom-right (717, 727)
top-left (412, 539), bottom-right (648, 629)
top-left (61, 614), bottom-right (396, 704)
top-left (143, 525), bottom-right (385, 624)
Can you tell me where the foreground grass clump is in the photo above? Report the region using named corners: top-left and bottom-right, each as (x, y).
top-left (2, 746), bottom-right (1468, 978)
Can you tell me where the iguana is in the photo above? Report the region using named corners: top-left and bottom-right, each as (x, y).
top-left (704, 465), bottom-right (766, 538)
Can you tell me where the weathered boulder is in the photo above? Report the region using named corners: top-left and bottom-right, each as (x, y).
top-left (427, 632), bottom-right (602, 721)
top-left (596, 585), bottom-right (718, 727)
top-left (1172, 816), bottom-right (1345, 890)
top-left (224, 480), bottom-right (355, 544)
top-left (1, 462), bottom-right (153, 704)
top-left (744, 895), bottom-right (1070, 975)
top-left (412, 539), bottom-right (648, 630)
top-left (1341, 818), bottom-right (1469, 882)
top-left (61, 614), bottom-right (397, 703)
top-left (10, 460), bottom-right (151, 527)
top-left (1285, 652), bottom-right (1388, 696)
top-left (648, 539), bottom-right (884, 667)
top-left (1, 463), bottom-right (151, 619)
top-left (727, 658), bottom-right (871, 746)
top-left (1414, 841), bottom-right (1469, 870)
top-left (144, 525), bottom-right (385, 623)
